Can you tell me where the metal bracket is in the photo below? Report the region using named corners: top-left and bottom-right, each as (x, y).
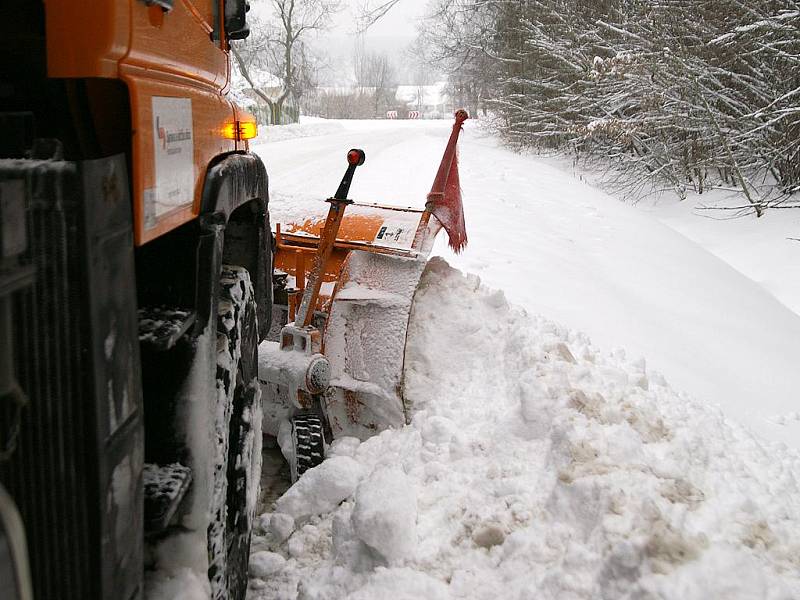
top-left (143, 0), bottom-right (174, 11)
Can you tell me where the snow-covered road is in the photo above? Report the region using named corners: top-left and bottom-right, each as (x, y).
top-left (253, 118), bottom-right (800, 448)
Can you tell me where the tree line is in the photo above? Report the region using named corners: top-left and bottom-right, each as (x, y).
top-left (418, 0), bottom-right (800, 213)
top-left (304, 41), bottom-right (401, 119)
top-left (231, 0), bottom-right (338, 125)
top-left (232, 0), bottom-right (427, 122)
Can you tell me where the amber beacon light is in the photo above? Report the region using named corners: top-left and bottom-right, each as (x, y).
top-left (222, 119), bottom-right (258, 141)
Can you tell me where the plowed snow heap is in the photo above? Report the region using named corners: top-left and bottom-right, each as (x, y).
top-left (250, 259), bottom-right (800, 600)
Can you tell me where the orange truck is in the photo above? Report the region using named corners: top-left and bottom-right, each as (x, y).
top-left (0, 1), bottom-right (270, 598)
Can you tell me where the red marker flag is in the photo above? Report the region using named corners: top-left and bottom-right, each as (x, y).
top-left (427, 109), bottom-right (469, 253)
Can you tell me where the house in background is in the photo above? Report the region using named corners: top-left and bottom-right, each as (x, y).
top-left (239, 79), bottom-right (457, 121)
top-left (394, 82), bottom-right (452, 119)
top-left (310, 86), bottom-right (384, 119)
top-left (306, 80), bottom-right (455, 120)
top-left (234, 72), bottom-right (300, 125)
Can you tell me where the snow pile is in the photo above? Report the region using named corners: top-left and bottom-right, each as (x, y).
top-left (253, 119), bottom-right (800, 447)
top-left (275, 456), bottom-right (365, 520)
top-left (248, 258), bottom-right (800, 599)
top-left (350, 467), bottom-right (418, 565)
top-left (146, 532), bottom-right (211, 599)
top-left (250, 551), bottom-right (288, 578)
top-left (252, 118), bottom-right (345, 144)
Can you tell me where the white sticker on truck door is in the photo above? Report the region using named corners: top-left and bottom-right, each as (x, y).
top-left (151, 96), bottom-right (194, 224)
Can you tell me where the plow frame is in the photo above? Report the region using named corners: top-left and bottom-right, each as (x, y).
top-left (273, 201), bottom-right (435, 329)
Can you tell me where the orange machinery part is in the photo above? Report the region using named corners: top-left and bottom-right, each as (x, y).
top-left (274, 204), bottom-right (434, 318)
top-left (44, 0), bottom-right (255, 246)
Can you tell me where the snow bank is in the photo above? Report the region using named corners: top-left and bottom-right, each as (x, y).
top-left (249, 259), bottom-right (800, 599)
top-left (250, 551), bottom-right (288, 578)
top-left (275, 455), bottom-right (365, 520)
top-left (351, 467), bottom-right (418, 565)
top-left (251, 118), bottom-right (345, 144)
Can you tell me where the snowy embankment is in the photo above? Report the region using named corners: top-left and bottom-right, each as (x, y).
top-left (251, 118), bottom-right (346, 144)
top-left (248, 259), bottom-right (800, 600)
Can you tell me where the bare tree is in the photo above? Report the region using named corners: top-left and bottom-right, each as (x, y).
top-left (232, 0), bottom-right (340, 124)
top-left (413, 0), bottom-right (492, 118)
top-left (354, 46), bottom-right (396, 117)
top-left (354, 0), bottom-right (404, 32)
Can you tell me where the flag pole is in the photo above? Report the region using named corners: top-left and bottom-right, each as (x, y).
top-left (413, 109), bottom-right (470, 252)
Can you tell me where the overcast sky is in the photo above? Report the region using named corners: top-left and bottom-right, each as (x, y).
top-left (250, 0), bottom-right (433, 84)
top-left (332, 0), bottom-right (430, 77)
top-left (346, 0), bottom-right (427, 37)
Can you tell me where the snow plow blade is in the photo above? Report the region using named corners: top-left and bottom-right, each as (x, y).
top-left (267, 203), bottom-right (439, 440)
top-left (260, 112), bottom-right (469, 475)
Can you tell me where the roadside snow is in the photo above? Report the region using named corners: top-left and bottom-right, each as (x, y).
top-left (536, 153), bottom-right (800, 318)
top-left (350, 466), bottom-right (418, 565)
top-left (251, 117), bottom-right (346, 144)
top-left (250, 551), bottom-right (288, 578)
top-left (433, 124), bottom-right (800, 447)
top-left (644, 191), bottom-right (800, 317)
top-left (248, 259), bottom-right (800, 599)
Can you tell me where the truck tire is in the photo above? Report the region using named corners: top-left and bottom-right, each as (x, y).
top-left (209, 266), bottom-right (262, 600)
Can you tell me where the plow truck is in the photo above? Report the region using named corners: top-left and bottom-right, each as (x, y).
top-left (0, 0), bottom-right (469, 599)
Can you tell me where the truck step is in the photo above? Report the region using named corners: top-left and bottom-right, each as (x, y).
top-left (143, 462), bottom-right (192, 534)
top-left (138, 307), bottom-right (197, 350)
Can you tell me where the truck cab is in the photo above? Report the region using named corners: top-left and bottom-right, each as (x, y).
top-left (0, 1), bottom-right (271, 598)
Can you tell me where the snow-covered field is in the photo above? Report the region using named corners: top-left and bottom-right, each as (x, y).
top-left (246, 117), bottom-right (800, 599)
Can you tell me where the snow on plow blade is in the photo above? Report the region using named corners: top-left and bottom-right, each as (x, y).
top-left (260, 112), bottom-right (468, 475)
top-left (269, 202), bottom-right (439, 440)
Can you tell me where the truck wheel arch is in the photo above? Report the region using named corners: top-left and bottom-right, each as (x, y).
top-left (200, 151), bottom-right (272, 340)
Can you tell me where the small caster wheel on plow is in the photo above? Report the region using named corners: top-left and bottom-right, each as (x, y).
top-left (290, 414), bottom-right (325, 482)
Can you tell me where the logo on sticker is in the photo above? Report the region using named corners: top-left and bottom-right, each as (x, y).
top-left (376, 226), bottom-right (404, 242)
top-left (156, 116), bottom-right (192, 155)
